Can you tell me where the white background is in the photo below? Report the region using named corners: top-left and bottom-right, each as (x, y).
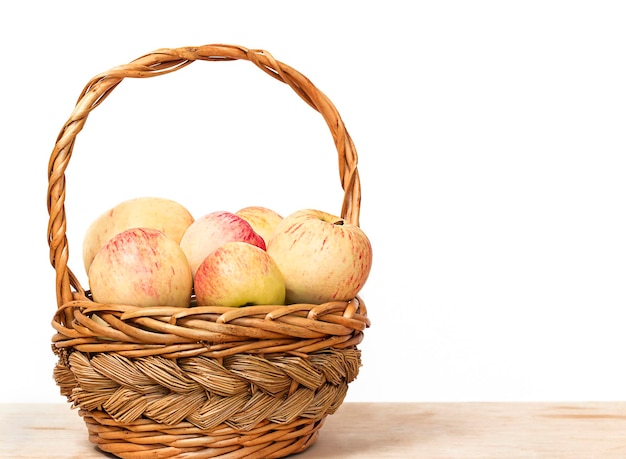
top-left (2, 1), bottom-right (626, 404)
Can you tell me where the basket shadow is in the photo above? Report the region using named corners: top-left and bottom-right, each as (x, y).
top-left (297, 403), bottom-right (437, 457)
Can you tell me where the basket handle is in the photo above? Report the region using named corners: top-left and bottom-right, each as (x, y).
top-left (46, 44), bottom-right (361, 308)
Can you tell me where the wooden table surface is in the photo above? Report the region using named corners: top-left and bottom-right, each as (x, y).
top-left (1, 402), bottom-right (625, 458)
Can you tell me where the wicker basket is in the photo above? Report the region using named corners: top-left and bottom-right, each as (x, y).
top-left (47, 44), bottom-right (370, 458)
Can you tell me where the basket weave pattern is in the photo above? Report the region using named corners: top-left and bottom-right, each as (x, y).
top-left (47, 44), bottom-right (369, 459)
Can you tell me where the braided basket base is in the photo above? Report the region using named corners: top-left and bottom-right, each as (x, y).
top-left (80, 409), bottom-right (325, 459)
top-left (54, 344), bottom-right (361, 459)
top-left (52, 299), bottom-right (368, 458)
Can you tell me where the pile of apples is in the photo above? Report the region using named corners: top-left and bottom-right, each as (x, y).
top-left (83, 197), bottom-right (373, 308)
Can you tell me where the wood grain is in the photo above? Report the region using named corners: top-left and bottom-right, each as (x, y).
top-left (1, 402), bottom-right (625, 458)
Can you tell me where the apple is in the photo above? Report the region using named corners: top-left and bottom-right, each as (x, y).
top-left (267, 209), bottom-right (373, 304)
top-left (88, 227), bottom-right (193, 308)
top-left (82, 196), bottom-right (194, 274)
top-left (180, 210), bottom-right (266, 276)
top-left (235, 206), bottom-right (283, 244)
top-left (194, 241), bottom-right (286, 307)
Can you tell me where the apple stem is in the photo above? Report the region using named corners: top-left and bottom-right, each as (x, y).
top-left (334, 220), bottom-right (344, 226)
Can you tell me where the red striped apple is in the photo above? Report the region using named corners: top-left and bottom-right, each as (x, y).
top-left (194, 241), bottom-right (286, 307)
top-left (180, 211), bottom-right (266, 276)
top-left (267, 209), bottom-right (373, 304)
top-left (82, 196), bottom-right (194, 274)
top-left (88, 227), bottom-right (193, 307)
top-left (235, 206), bottom-right (283, 244)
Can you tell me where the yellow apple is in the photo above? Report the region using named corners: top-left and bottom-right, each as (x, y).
top-left (82, 196), bottom-right (194, 274)
top-left (235, 206), bottom-right (283, 244)
top-left (267, 209), bottom-right (373, 304)
top-left (88, 227), bottom-right (193, 308)
top-left (194, 241), bottom-right (286, 307)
